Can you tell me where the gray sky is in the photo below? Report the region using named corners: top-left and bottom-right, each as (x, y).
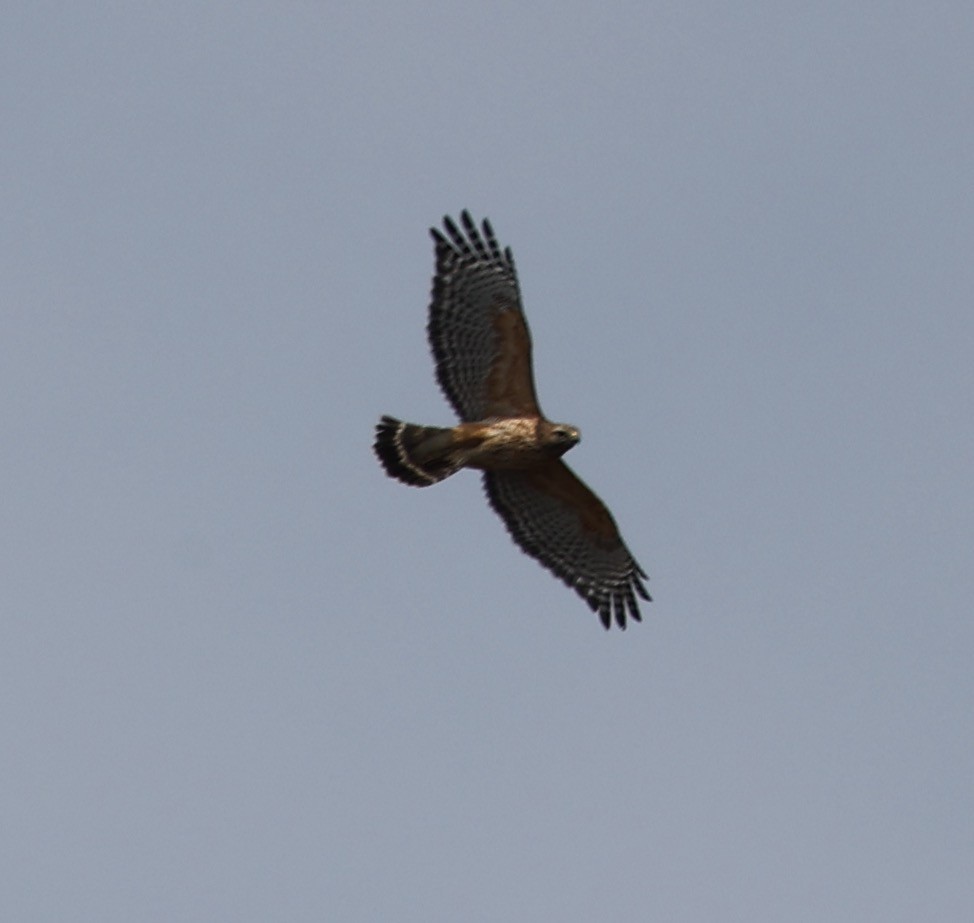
top-left (3, 2), bottom-right (973, 920)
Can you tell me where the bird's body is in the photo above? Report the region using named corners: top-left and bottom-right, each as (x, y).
top-left (376, 415), bottom-right (579, 482)
top-left (374, 212), bottom-right (650, 628)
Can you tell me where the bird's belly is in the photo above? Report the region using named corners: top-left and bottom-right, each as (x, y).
top-left (460, 420), bottom-right (549, 470)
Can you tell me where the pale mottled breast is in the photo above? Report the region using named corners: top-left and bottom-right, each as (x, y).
top-left (458, 418), bottom-right (551, 470)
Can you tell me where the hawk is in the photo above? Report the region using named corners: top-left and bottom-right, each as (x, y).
top-left (374, 211), bottom-right (650, 629)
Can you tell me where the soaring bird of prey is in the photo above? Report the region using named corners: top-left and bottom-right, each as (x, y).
top-left (374, 211), bottom-right (650, 629)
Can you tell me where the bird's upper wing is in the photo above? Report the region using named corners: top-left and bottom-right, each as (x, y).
top-left (483, 461), bottom-right (650, 629)
top-left (428, 211), bottom-right (541, 421)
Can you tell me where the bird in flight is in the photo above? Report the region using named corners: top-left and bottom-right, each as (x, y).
top-left (374, 211), bottom-right (650, 628)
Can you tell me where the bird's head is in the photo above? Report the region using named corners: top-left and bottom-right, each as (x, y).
top-left (547, 422), bottom-right (581, 456)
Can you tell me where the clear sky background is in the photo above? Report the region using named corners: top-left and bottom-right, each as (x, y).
top-left (3, 3), bottom-right (972, 920)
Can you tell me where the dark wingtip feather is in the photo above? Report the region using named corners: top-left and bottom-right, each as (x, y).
top-left (442, 214), bottom-right (467, 251)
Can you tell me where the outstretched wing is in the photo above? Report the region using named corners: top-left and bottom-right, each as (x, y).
top-left (428, 211), bottom-right (541, 421)
top-left (483, 461), bottom-right (650, 629)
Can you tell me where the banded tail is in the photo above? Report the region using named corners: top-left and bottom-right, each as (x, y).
top-left (374, 416), bottom-right (460, 487)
